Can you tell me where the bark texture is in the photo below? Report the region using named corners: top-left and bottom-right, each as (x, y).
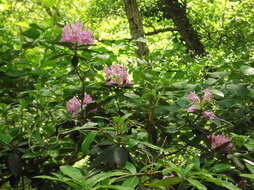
top-left (123, 0), bottom-right (150, 57)
top-left (160, 0), bottom-right (205, 55)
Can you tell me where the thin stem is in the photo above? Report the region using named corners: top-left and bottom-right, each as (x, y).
top-left (72, 47), bottom-right (86, 122)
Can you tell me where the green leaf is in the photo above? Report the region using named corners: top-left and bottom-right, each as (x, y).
top-left (206, 78), bottom-right (217, 85)
top-left (244, 142), bottom-right (254, 151)
top-left (203, 175), bottom-right (241, 190)
top-left (22, 152), bottom-right (40, 159)
top-left (34, 175), bottom-right (61, 181)
top-left (147, 177), bottom-right (182, 187)
top-left (127, 139), bottom-right (139, 148)
top-left (187, 179), bottom-right (207, 190)
top-left (60, 165), bottom-right (83, 182)
top-left (138, 141), bottom-right (165, 152)
top-left (122, 177), bottom-right (139, 189)
top-left (240, 174), bottom-right (254, 179)
top-left (192, 157), bottom-right (200, 169)
top-left (220, 180), bottom-right (241, 190)
top-left (183, 163), bottom-right (194, 176)
top-left (87, 171), bottom-right (127, 187)
top-left (95, 54), bottom-right (110, 59)
top-left (23, 24), bottom-right (40, 39)
top-left (240, 66), bottom-right (254, 75)
top-left (166, 161), bottom-right (183, 175)
top-left (95, 185), bottom-right (133, 190)
top-left (211, 89), bottom-right (224, 97)
top-left (208, 72), bottom-right (228, 79)
top-left (172, 81), bottom-right (188, 89)
top-left (61, 122), bottom-right (98, 135)
top-left (244, 160), bottom-right (254, 174)
top-left (176, 97), bottom-right (190, 108)
top-left (0, 133), bottom-right (13, 144)
top-left (41, 0), bottom-right (56, 7)
top-left (124, 92), bottom-right (140, 99)
top-left (125, 162), bottom-right (136, 174)
top-left (210, 164), bottom-right (232, 173)
top-left (81, 131), bottom-right (97, 155)
top-left (35, 174), bottom-right (80, 189)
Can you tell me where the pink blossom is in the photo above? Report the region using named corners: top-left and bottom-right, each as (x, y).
top-left (203, 88), bottom-right (212, 101)
top-left (83, 93), bottom-right (94, 104)
top-left (187, 92), bottom-right (200, 103)
top-left (104, 64), bottom-right (133, 87)
top-left (66, 96), bottom-right (81, 117)
top-left (104, 66), bottom-right (113, 80)
top-left (60, 23), bottom-right (94, 45)
top-left (80, 29), bottom-right (94, 44)
top-left (187, 104), bottom-right (197, 113)
top-left (203, 111), bottom-right (216, 120)
top-left (208, 133), bottom-right (233, 153)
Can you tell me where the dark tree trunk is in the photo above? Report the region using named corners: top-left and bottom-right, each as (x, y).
top-left (160, 0), bottom-right (205, 56)
top-left (123, 0), bottom-right (150, 57)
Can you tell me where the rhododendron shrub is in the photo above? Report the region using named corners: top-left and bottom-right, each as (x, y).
top-left (1, 3), bottom-right (254, 189)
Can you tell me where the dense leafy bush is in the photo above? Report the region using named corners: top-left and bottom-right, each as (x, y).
top-left (0, 0), bottom-right (254, 189)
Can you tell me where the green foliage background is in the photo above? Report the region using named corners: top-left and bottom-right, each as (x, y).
top-left (0, 0), bottom-right (254, 189)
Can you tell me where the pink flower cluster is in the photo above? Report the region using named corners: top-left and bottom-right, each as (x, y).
top-left (187, 88), bottom-right (216, 120)
top-left (208, 133), bottom-right (233, 153)
top-left (83, 93), bottom-right (94, 104)
top-left (66, 93), bottom-right (94, 117)
top-left (104, 64), bottom-right (133, 87)
top-left (60, 23), bottom-right (94, 45)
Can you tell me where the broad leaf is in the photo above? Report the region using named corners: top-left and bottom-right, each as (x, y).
top-left (81, 131), bottom-right (97, 155)
top-left (187, 179), bottom-right (207, 190)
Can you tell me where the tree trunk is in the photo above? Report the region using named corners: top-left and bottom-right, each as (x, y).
top-left (123, 0), bottom-right (150, 57)
top-left (160, 0), bottom-right (205, 56)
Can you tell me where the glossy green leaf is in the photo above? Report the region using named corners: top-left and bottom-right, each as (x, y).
top-left (122, 176), bottom-right (139, 189)
top-left (187, 179), bottom-right (207, 190)
top-left (148, 177), bottom-right (182, 187)
top-left (211, 89), bottom-right (224, 97)
top-left (81, 131), bottom-right (97, 155)
top-left (60, 165), bottom-right (83, 181)
top-left (210, 164), bottom-right (232, 173)
top-left (125, 162), bottom-right (136, 174)
top-left (240, 66), bottom-right (254, 75)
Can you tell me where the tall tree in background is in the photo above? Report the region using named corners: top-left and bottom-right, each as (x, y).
top-left (160, 0), bottom-right (205, 56)
top-left (123, 0), bottom-right (150, 57)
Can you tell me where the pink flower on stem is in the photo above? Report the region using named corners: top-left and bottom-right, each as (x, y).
top-left (203, 111), bottom-right (217, 120)
top-left (104, 64), bottom-right (133, 87)
top-left (187, 92), bottom-right (200, 104)
top-left (187, 104), bottom-right (197, 113)
top-left (203, 88), bottom-right (212, 101)
top-left (83, 93), bottom-right (94, 104)
top-left (66, 96), bottom-right (81, 117)
top-left (60, 23), bottom-right (95, 45)
top-left (208, 132), bottom-right (233, 153)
